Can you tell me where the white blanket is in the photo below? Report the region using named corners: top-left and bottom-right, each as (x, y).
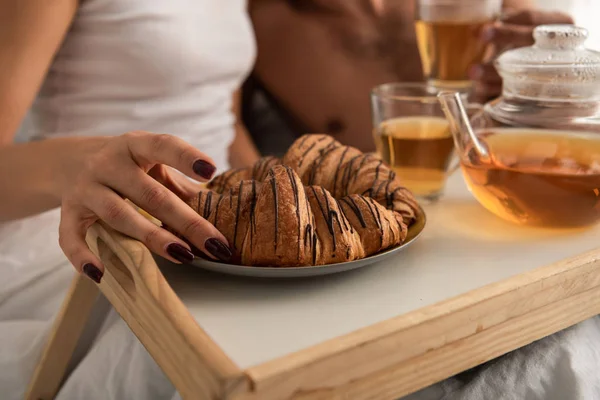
top-left (404, 317), bottom-right (600, 400)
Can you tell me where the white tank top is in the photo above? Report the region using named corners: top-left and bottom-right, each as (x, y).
top-left (24, 0), bottom-right (256, 173)
top-left (0, 8), bottom-right (254, 390)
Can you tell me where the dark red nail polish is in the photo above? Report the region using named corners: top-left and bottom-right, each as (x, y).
top-left (204, 238), bottom-right (233, 262)
top-left (166, 242), bottom-right (195, 263)
top-left (193, 160), bottom-right (216, 180)
top-left (82, 263), bottom-right (103, 283)
top-left (185, 242), bottom-right (211, 260)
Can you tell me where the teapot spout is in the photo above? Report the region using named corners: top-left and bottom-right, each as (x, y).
top-left (437, 91), bottom-right (490, 163)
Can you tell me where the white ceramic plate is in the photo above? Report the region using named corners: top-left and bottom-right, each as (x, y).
top-left (190, 208), bottom-right (426, 279)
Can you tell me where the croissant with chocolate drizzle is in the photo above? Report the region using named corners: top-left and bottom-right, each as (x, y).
top-left (189, 165), bottom-right (407, 266)
top-left (174, 134), bottom-right (422, 267)
top-left (208, 134), bottom-right (420, 225)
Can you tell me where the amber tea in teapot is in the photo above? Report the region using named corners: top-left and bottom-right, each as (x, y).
top-left (461, 129), bottom-right (600, 228)
top-left (438, 25), bottom-right (600, 228)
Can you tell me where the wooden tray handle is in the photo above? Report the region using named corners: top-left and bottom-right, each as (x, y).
top-left (85, 222), bottom-right (249, 400)
top-left (86, 221), bottom-right (158, 300)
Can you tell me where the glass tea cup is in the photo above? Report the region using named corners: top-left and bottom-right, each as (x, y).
top-left (371, 83), bottom-right (478, 202)
top-left (415, 0), bottom-right (502, 91)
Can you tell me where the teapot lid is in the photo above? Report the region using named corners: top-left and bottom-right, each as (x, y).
top-left (495, 25), bottom-right (600, 101)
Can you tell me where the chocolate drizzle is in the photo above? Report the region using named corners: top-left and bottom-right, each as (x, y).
top-left (252, 157), bottom-right (279, 181)
top-left (269, 172), bottom-right (279, 251)
top-left (203, 191), bottom-right (213, 220)
top-left (347, 154), bottom-right (374, 189)
top-left (307, 140), bottom-right (339, 186)
top-left (370, 198), bottom-right (384, 235)
top-left (285, 166), bottom-right (302, 261)
top-left (371, 199), bottom-right (386, 248)
top-left (297, 134), bottom-right (310, 149)
top-left (298, 143), bottom-right (316, 168)
top-left (340, 197), bottom-right (367, 228)
top-left (356, 155), bottom-right (372, 179)
top-left (297, 136), bottom-right (332, 168)
top-left (315, 187), bottom-right (336, 251)
top-left (361, 196), bottom-right (384, 248)
top-left (208, 175), bottom-right (222, 191)
top-left (224, 168), bottom-right (244, 190)
top-left (332, 146), bottom-right (350, 197)
top-left (251, 160), bottom-right (261, 181)
top-left (249, 180), bottom-right (257, 248)
top-left (186, 135), bottom-right (416, 267)
top-left (213, 194), bottom-right (224, 231)
top-left (304, 224), bottom-right (312, 248)
top-left (311, 187), bottom-right (328, 221)
top-left (197, 191), bottom-right (203, 215)
top-left (377, 180), bottom-right (388, 197)
top-left (210, 168), bottom-right (249, 194)
top-left (374, 159), bottom-right (383, 180)
top-left (340, 155), bottom-right (361, 197)
top-left (252, 159), bottom-right (265, 181)
top-left (366, 180), bottom-right (388, 200)
top-left (311, 225), bottom-right (317, 265)
top-left (388, 187), bottom-right (408, 211)
top-left (387, 216), bottom-right (396, 242)
top-left (385, 180), bottom-right (394, 209)
top-left (350, 156), bottom-right (401, 213)
top-left (233, 181), bottom-right (244, 249)
top-left (325, 188), bottom-right (345, 248)
top-left (335, 199), bottom-right (350, 232)
top-left (303, 188), bottom-right (314, 259)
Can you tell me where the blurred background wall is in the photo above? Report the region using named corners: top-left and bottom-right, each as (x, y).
top-left (536, 0), bottom-right (600, 49)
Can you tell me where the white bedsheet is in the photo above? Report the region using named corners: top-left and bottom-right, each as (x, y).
top-left (0, 209), bottom-right (181, 400)
top-left (404, 317), bottom-right (600, 400)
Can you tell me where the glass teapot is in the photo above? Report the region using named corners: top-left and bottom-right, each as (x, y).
top-left (437, 24), bottom-right (600, 229)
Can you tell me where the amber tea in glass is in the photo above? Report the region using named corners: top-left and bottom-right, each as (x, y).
top-left (415, 0), bottom-right (502, 91)
top-left (371, 83), bottom-right (458, 201)
top-left (377, 117), bottom-right (454, 198)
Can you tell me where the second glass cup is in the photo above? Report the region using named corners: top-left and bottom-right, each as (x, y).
top-left (371, 83), bottom-right (460, 202)
top-left (415, 0), bottom-right (503, 92)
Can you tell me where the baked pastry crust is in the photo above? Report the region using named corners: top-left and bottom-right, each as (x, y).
top-left (182, 134), bottom-right (420, 267)
top-left (209, 134), bottom-right (420, 225)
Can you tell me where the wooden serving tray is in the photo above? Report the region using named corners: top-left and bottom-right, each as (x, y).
top-left (30, 173), bottom-right (600, 400)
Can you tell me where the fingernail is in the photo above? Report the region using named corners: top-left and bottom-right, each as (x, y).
top-left (481, 26), bottom-right (495, 42)
top-left (186, 244), bottom-right (212, 260)
top-left (204, 238), bottom-right (233, 262)
top-left (82, 263), bottom-right (103, 283)
top-left (469, 64), bottom-right (483, 80)
top-left (166, 242), bottom-right (195, 263)
top-left (193, 160), bottom-right (216, 180)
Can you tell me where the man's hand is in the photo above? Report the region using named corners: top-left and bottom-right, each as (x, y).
top-left (469, 9), bottom-right (574, 102)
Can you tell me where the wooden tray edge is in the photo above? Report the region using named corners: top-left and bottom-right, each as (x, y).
top-left (239, 247), bottom-right (600, 399)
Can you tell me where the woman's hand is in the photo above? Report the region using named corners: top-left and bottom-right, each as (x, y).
top-left (469, 9), bottom-right (574, 102)
top-left (57, 131), bottom-right (233, 283)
